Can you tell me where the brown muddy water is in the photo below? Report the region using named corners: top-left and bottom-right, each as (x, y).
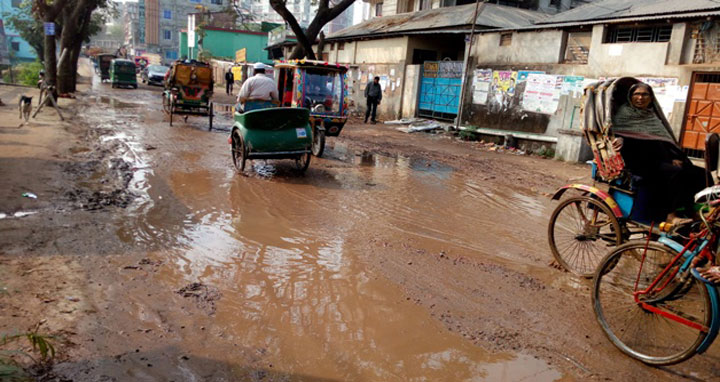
top-left (72, 84), bottom-right (573, 381)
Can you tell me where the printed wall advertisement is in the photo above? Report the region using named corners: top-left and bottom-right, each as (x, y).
top-left (472, 69), bottom-right (492, 104)
top-left (522, 73), bottom-right (562, 115)
top-left (561, 75), bottom-right (585, 97)
top-left (637, 77), bottom-right (680, 120)
top-left (492, 71), bottom-right (518, 95)
top-left (517, 71), bottom-right (544, 83)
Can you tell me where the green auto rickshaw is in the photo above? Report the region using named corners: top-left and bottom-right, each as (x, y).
top-left (110, 59), bottom-right (138, 89)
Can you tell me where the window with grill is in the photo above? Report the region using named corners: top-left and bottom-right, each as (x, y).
top-left (499, 33), bottom-right (512, 46)
top-left (605, 25), bottom-right (673, 43)
top-left (11, 42), bottom-right (19, 51)
top-left (375, 2), bottom-right (383, 16)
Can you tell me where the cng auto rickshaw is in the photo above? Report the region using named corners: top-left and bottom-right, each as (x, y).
top-left (97, 53), bottom-right (116, 82)
top-left (110, 59), bottom-right (138, 89)
top-left (163, 60), bottom-right (214, 130)
top-left (274, 60), bottom-right (349, 157)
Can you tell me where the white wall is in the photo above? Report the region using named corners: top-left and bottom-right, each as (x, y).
top-left (355, 37), bottom-right (409, 63)
top-left (474, 30), bottom-right (564, 65)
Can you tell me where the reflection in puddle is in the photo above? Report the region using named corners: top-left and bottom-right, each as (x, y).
top-left (0, 211), bottom-right (38, 219)
top-left (100, 104), bottom-right (565, 380)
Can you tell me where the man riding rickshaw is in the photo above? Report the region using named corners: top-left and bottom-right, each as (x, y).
top-left (548, 77), bottom-right (715, 277)
top-left (229, 62), bottom-right (312, 173)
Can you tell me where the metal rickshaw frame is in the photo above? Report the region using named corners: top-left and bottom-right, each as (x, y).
top-left (273, 59), bottom-right (350, 157)
top-left (163, 60), bottom-right (215, 131)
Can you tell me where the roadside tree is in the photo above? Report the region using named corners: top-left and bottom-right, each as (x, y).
top-left (268, 0), bottom-right (355, 60)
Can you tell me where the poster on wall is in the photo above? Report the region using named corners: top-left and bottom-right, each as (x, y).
top-left (472, 69), bottom-right (493, 105)
top-left (492, 71), bottom-right (518, 96)
top-left (517, 71), bottom-right (544, 83)
top-left (379, 75), bottom-right (389, 92)
top-left (522, 73), bottom-right (562, 115)
top-left (561, 75), bottom-right (585, 97)
top-left (637, 77), bottom-right (679, 120)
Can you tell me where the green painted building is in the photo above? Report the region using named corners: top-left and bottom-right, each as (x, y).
top-left (179, 26), bottom-right (272, 64)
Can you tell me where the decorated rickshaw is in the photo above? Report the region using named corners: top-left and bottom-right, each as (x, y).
top-left (163, 60), bottom-right (214, 130)
top-left (273, 59), bottom-right (349, 157)
top-left (547, 77), bottom-right (719, 277)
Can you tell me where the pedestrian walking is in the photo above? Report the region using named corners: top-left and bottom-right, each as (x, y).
top-left (364, 76), bottom-right (382, 124)
top-left (225, 69), bottom-right (234, 95)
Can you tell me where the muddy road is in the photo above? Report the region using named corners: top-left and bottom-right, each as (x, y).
top-left (2, 72), bottom-right (720, 381)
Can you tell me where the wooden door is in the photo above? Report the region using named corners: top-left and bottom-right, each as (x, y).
top-left (682, 72), bottom-right (720, 153)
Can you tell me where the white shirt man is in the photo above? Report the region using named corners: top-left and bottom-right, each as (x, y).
top-left (237, 63), bottom-right (278, 104)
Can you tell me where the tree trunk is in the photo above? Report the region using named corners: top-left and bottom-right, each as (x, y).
top-left (316, 32), bottom-right (325, 61)
top-left (57, 2), bottom-right (93, 94)
top-left (43, 17), bottom-right (57, 94)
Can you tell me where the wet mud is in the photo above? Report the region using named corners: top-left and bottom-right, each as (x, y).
top-left (2, 71), bottom-right (720, 382)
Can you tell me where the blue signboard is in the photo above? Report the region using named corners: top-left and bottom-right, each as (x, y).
top-left (43, 22), bottom-right (55, 36)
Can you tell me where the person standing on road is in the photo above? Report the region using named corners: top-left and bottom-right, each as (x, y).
top-left (225, 69), bottom-right (234, 95)
top-left (364, 76), bottom-right (382, 124)
top-left (237, 63), bottom-right (278, 108)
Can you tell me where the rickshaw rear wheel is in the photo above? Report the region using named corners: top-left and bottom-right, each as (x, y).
top-left (169, 104), bottom-right (173, 126)
top-left (548, 195), bottom-right (623, 278)
top-left (231, 130), bottom-right (247, 173)
top-left (312, 126), bottom-right (325, 157)
top-left (295, 152), bottom-right (311, 173)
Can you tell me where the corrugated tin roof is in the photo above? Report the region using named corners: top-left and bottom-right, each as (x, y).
top-left (327, 3), bottom-right (547, 40)
top-left (487, 9), bottom-right (720, 33)
top-left (542, 0), bottom-right (720, 24)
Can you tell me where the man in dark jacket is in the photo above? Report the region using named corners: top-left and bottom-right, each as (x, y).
top-left (364, 76), bottom-right (382, 124)
top-left (225, 69), bottom-right (234, 95)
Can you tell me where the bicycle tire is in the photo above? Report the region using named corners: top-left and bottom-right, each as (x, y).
top-left (548, 196), bottom-right (623, 277)
top-left (593, 240), bottom-right (712, 365)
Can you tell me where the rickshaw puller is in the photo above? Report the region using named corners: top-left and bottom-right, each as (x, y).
top-left (237, 63), bottom-right (278, 109)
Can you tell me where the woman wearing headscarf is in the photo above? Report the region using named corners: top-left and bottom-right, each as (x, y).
top-left (611, 83), bottom-right (710, 222)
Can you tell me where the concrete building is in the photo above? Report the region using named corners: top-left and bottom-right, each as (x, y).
top-left (0, 0), bottom-right (37, 63)
top-left (179, 25), bottom-right (274, 64)
top-left (318, 0), bottom-right (720, 161)
top-left (318, 3), bottom-right (546, 121)
top-left (126, 0), bottom-right (225, 63)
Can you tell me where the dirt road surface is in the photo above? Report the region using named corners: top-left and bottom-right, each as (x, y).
top-left (1, 61), bottom-right (720, 381)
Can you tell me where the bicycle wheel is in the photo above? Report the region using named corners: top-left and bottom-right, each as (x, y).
top-left (548, 196), bottom-right (623, 277)
top-left (593, 241), bottom-right (712, 365)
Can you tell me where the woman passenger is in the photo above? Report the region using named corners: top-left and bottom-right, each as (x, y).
top-left (611, 83), bottom-right (711, 223)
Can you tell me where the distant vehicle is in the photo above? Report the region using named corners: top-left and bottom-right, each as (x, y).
top-left (110, 59), bottom-right (138, 89)
top-left (134, 56), bottom-right (149, 72)
top-left (97, 53), bottom-right (116, 82)
top-left (142, 65), bottom-right (170, 86)
top-left (163, 60), bottom-right (214, 129)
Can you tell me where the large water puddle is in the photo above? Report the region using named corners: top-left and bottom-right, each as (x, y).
top-left (88, 91), bottom-right (566, 380)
